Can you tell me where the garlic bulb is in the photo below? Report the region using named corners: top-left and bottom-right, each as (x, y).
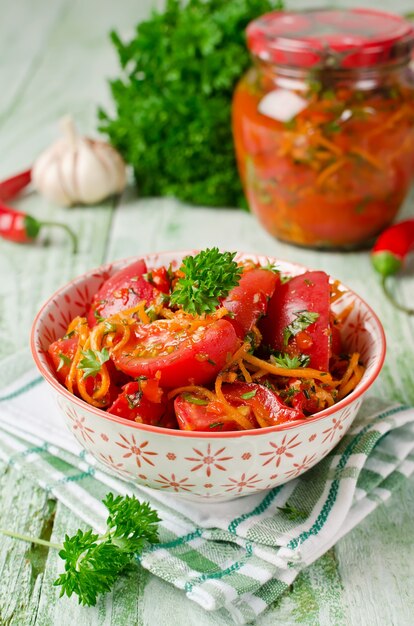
top-left (32, 117), bottom-right (127, 206)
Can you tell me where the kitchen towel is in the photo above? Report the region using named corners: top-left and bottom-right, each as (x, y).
top-left (0, 370), bottom-right (413, 625)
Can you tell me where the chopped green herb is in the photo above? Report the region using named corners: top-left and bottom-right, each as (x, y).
top-left (277, 503), bottom-right (307, 521)
top-left (283, 119), bottom-right (297, 130)
top-left (103, 321), bottom-right (117, 335)
top-left (303, 279), bottom-right (314, 287)
top-left (78, 348), bottom-right (110, 379)
top-left (354, 196), bottom-right (371, 215)
top-left (324, 120), bottom-right (341, 134)
top-left (209, 422), bottom-right (224, 429)
top-left (283, 311), bottom-right (319, 346)
top-left (94, 309), bottom-right (105, 323)
top-left (145, 305), bottom-right (158, 322)
top-left (262, 260), bottom-right (279, 274)
top-left (207, 358), bottom-right (216, 366)
top-left (57, 353), bottom-right (71, 371)
top-left (170, 248), bottom-right (242, 315)
top-left (63, 330), bottom-right (75, 339)
top-left (126, 391), bottom-right (143, 409)
top-left (240, 389), bottom-right (257, 400)
top-left (183, 393), bottom-right (209, 406)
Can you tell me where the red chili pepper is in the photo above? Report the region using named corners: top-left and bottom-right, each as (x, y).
top-left (0, 169), bottom-right (31, 201)
top-left (0, 170), bottom-right (78, 253)
top-left (371, 218), bottom-right (414, 315)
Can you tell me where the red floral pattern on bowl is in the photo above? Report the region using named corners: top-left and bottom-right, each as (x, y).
top-left (31, 252), bottom-right (385, 502)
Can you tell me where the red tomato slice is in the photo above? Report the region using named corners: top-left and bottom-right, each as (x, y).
top-left (48, 337), bottom-right (78, 383)
top-left (112, 318), bottom-right (239, 388)
top-left (259, 271), bottom-right (331, 371)
top-left (107, 381), bottom-right (167, 425)
top-left (222, 268), bottom-right (280, 338)
top-left (175, 382), bottom-right (304, 432)
top-left (88, 260), bottom-right (165, 326)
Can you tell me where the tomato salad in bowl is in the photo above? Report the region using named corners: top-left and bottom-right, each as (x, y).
top-left (31, 250), bottom-right (385, 500)
top-left (44, 249), bottom-right (365, 432)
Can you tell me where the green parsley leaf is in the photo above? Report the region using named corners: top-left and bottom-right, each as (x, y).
top-left (78, 348), bottom-right (110, 379)
top-left (183, 393), bottom-right (209, 406)
top-left (240, 389), bottom-right (257, 400)
top-left (0, 493), bottom-right (160, 608)
top-left (54, 494), bottom-right (159, 606)
top-left (94, 309), bottom-right (105, 323)
top-left (277, 504), bottom-right (307, 521)
top-left (283, 311), bottom-right (319, 346)
top-left (126, 391), bottom-right (143, 409)
top-left (270, 352), bottom-right (311, 369)
top-left (57, 353), bottom-right (71, 372)
top-left (170, 248), bottom-right (243, 315)
top-left (209, 422), bottom-right (224, 429)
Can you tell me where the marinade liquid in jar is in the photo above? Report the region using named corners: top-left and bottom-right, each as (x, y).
top-left (232, 9), bottom-right (414, 249)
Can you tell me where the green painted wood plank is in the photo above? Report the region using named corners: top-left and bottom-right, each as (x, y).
top-left (0, 0), bottom-right (68, 131)
top-left (0, 463), bottom-right (52, 625)
top-left (336, 477), bottom-right (414, 626)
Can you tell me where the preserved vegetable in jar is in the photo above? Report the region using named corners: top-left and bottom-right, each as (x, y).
top-left (232, 9), bottom-right (414, 249)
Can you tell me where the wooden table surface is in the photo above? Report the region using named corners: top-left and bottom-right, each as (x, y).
top-left (0, 1), bottom-right (413, 624)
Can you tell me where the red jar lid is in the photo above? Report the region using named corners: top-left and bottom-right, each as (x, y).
top-left (246, 8), bottom-right (414, 69)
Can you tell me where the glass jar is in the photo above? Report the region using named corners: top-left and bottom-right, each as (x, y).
top-left (232, 8), bottom-right (414, 249)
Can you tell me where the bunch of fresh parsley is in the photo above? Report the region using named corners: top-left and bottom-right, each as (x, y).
top-left (99, 0), bottom-right (283, 208)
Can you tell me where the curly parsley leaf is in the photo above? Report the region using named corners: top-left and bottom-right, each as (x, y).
top-left (170, 248), bottom-right (242, 315)
top-left (54, 494), bottom-right (160, 606)
top-left (78, 348), bottom-right (110, 379)
top-left (283, 311), bottom-right (319, 346)
top-left (0, 493), bottom-right (160, 608)
top-left (270, 352), bottom-right (311, 369)
top-left (98, 0), bottom-right (283, 208)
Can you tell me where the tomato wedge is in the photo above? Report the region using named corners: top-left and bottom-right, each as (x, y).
top-left (175, 382), bottom-right (304, 431)
top-left (222, 268), bottom-right (279, 338)
top-left (88, 259), bottom-right (167, 326)
top-left (107, 381), bottom-right (167, 425)
top-left (48, 337), bottom-right (78, 383)
top-left (111, 318), bottom-right (239, 388)
top-left (259, 271), bottom-right (331, 371)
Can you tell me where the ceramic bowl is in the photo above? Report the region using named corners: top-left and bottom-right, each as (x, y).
top-left (31, 251), bottom-right (386, 501)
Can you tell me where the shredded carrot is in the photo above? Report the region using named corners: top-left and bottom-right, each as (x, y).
top-left (350, 148), bottom-right (383, 170)
top-left (136, 301), bottom-right (150, 324)
top-left (316, 157), bottom-right (348, 188)
top-left (335, 302), bottom-right (355, 325)
top-left (314, 135), bottom-right (343, 156)
top-left (214, 375), bottom-right (253, 430)
top-left (239, 360), bottom-right (252, 383)
top-left (167, 386), bottom-right (217, 401)
top-left (243, 352), bottom-right (334, 383)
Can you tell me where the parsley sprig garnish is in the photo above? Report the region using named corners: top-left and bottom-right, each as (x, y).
top-left (78, 348), bottom-right (110, 379)
top-left (170, 248), bottom-right (242, 315)
top-left (270, 352), bottom-right (311, 369)
top-left (283, 311), bottom-right (319, 346)
top-left (0, 493), bottom-right (159, 606)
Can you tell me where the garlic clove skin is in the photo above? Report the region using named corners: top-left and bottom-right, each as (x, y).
top-left (32, 139), bottom-right (74, 206)
top-left (32, 117), bottom-right (127, 207)
top-left (75, 139), bottom-right (116, 205)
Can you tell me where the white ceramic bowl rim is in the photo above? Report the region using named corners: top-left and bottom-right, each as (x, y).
top-left (31, 251), bottom-right (386, 439)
